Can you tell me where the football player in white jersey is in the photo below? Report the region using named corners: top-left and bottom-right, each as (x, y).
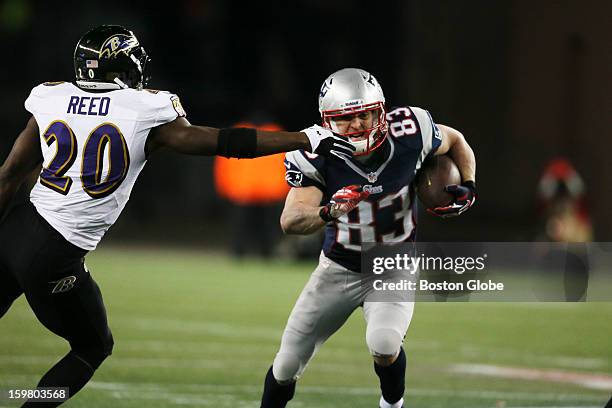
top-left (259, 68), bottom-right (477, 408)
top-left (0, 25), bottom-right (354, 407)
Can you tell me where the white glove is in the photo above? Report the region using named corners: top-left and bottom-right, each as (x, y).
top-left (301, 125), bottom-right (355, 160)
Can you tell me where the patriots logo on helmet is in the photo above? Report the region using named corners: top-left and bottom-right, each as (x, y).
top-left (285, 170), bottom-right (303, 187)
top-left (99, 34), bottom-right (140, 59)
top-left (362, 73), bottom-right (377, 87)
top-left (319, 78), bottom-right (333, 98)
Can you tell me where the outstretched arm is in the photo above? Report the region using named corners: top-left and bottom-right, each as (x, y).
top-left (0, 117), bottom-right (42, 219)
top-left (145, 118), bottom-right (354, 159)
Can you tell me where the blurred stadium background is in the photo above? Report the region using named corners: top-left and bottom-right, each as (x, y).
top-left (1, 1), bottom-right (611, 407)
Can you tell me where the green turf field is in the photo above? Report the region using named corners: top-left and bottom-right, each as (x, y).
top-left (1, 246), bottom-right (610, 407)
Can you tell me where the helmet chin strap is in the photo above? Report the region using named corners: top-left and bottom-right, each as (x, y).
top-left (113, 77), bottom-right (129, 89)
top-left (130, 54), bottom-right (143, 74)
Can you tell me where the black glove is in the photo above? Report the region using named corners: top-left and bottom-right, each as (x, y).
top-left (428, 181), bottom-right (477, 218)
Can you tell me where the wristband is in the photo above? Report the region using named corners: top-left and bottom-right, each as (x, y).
top-left (462, 180), bottom-right (476, 193)
top-left (216, 128), bottom-right (258, 158)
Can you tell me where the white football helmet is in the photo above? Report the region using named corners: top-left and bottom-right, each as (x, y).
top-left (318, 68), bottom-right (388, 156)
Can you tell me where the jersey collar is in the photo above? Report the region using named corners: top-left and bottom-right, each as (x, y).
top-left (75, 80), bottom-right (122, 90)
top-left (343, 136), bottom-right (395, 183)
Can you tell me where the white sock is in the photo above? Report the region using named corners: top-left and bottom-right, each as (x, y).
top-left (379, 396), bottom-right (403, 408)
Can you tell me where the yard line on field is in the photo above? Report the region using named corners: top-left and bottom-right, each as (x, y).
top-left (500, 303), bottom-right (585, 310)
top-left (2, 377), bottom-right (605, 405)
top-left (0, 355), bottom-right (55, 365)
top-left (2, 333), bottom-right (607, 373)
top-left (101, 390), bottom-right (251, 407)
top-left (507, 406), bottom-right (601, 408)
top-left (0, 354), bottom-right (234, 370)
top-left (114, 317), bottom-right (446, 350)
top-left (8, 331), bottom-right (606, 373)
top-left (457, 346), bottom-right (609, 370)
top-left (0, 336), bottom-right (62, 348)
top-left (85, 381), bottom-right (606, 402)
top-left (117, 339), bottom-right (363, 358)
top-left (121, 317), bottom-right (283, 340)
top-left (451, 364), bottom-right (612, 391)
top-left (0, 354), bottom-right (362, 373)
top-left (1, 377), bottom-right (606, 402)
top-left (2, 351), bottom-right (610, 387)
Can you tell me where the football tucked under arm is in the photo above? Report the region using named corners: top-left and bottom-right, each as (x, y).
top-left (415, 155), bottom-right (462, 209)
top-left (415, 155), bottom-right (477, 218)
top-left (421, 124), bottom-right (477, 218)
top-left (427, 181), bottom-right (477, 218)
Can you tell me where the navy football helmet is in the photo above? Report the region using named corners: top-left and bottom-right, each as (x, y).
top-left (73, 25), bottom-right (150, 90)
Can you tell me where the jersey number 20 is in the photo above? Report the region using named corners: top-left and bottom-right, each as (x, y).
top-left (39, 120), bottom-right (130, 199)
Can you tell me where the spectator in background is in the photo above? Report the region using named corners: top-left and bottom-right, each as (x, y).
top-left (537, 158), bottom-right (593, 242)
top-left (535, 158), bottom-right (592, 301)
top-left (214, 121), bottom-right (289, 258)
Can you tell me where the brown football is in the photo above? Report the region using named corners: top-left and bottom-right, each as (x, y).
top-left (415, 155), bottom-right (462, 209)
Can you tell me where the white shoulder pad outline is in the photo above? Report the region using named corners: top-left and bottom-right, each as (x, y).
top-left (25, 82), bottom-right (73, 114)
top-left (285, 150), bottom-right (326, 187)
top-left (141, 90), bottom-right (186, 126)
top-left (410, 106), bottom-right (442, 171)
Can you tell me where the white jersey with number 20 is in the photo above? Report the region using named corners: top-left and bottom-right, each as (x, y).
top-left (25, 82), bottom-right (185, 250)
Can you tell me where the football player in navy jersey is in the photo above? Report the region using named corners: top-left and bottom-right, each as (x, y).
top-left (0, 25), bottom-right (354, 407)
top-left (260, 68), bottom-right (476, 408)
